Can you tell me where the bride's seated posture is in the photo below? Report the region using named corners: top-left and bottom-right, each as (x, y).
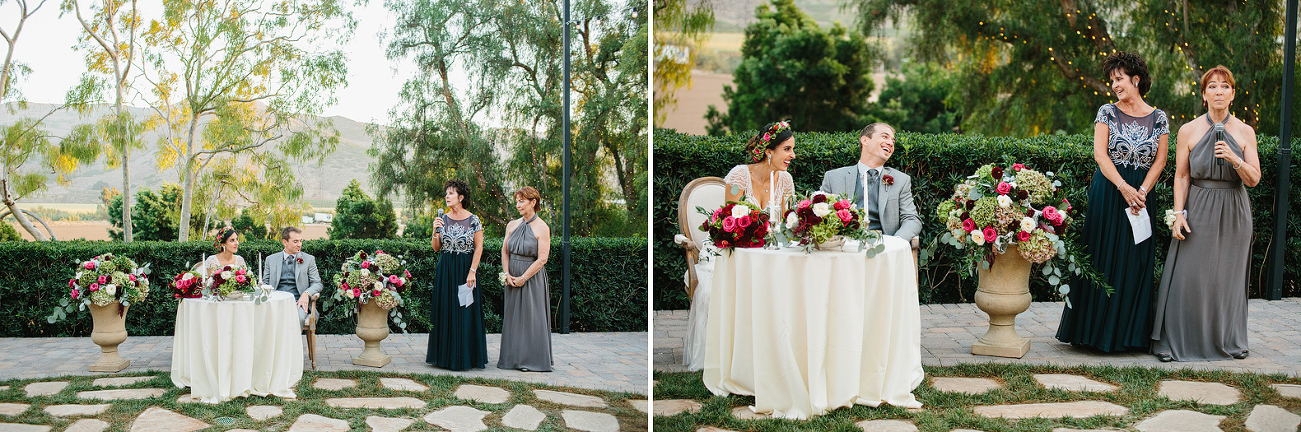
top-left (683, 121), bottom-right (798, 371)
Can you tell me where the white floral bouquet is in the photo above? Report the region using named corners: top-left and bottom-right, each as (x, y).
top-left (779, 192), bottom-right (884, 255)
top-left (329, 250), bottom-right (411, 332)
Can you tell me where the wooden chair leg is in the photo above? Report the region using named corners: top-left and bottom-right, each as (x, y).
top-left (306, 329), bottom-right (317, 370)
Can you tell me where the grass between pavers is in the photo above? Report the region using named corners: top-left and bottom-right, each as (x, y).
top-left (653, 363), bottom-right (1301, 432)
top-left (0, 369), bottom-right (649, 431)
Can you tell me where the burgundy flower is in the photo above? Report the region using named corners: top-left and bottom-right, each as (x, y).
top-left (991, 166), bottom-right (1004, 179)
top-left (882, 175), bottom-right (894, 186)
top-left (1016, 190), bottom-right (1029, 201)
top-left (833, 200), bottom-right (850, 211)
top-left (296, 257), bottom-right (304, 264)
top-left (1055, 224), bottom-right (1066, 235)
top-left (965, 200), bottom-right (976, 210)
top-left (812, 194), bottom-right (828, 204)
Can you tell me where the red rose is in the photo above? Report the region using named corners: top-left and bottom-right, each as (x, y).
top-left (1017, 230), bottom-right (1031, 241)
top-left (718, 240), bottom-right (731, 248)
top-left (995, 182), bottom-right (1012, 195)
top-left (982, 227), bottom-right (997, 243)
top-left (833, 200), bottom-right (850, 211)
top-left (361, 261), bottom-right (370, 269)
top-left (882, 175), bottom-right (894, 186)
top-left (737, 215), bottom-right (752, 229)
top-left (962, 219), bottom-right (976, 232)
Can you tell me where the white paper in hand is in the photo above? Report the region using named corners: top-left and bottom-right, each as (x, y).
top-left (457, 284), bottom-right (474, 307)
top-left (1126, 207), bottom-right (1152, 244)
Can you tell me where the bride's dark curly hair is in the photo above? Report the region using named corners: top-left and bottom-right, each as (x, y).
top-left (743, 121), bottom-right (793, 163)
top-left (1102, 52), bottom-right (1152, 97)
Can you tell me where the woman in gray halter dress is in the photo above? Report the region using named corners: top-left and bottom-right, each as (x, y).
top-left (1152, 65), bottom-right (1262, 362)
top-left (498, 186), bottom-right (554, 371)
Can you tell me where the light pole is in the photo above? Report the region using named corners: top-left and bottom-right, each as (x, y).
top-left (1268, 0), bottom-right (1297, 300)
top-left (560, 0), bottom-right (573, 334)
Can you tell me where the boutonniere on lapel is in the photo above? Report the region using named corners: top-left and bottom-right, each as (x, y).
top-left (882, 175), bottom-right (895, 186)
top-left (296, 257), bottom-right (304, 264)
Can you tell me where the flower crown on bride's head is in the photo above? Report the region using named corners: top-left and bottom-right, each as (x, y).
top-left (751, 121), bottom-right (792, 162)
top-left (213, 227), bottom-right (236, 250)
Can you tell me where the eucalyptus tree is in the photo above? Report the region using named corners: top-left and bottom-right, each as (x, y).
top-left (141, 0), bottom-right (354, 241)
top-left (64, 0), bottom-right (146, 241)
top-left (849, 0), bottom-right (1288, 135)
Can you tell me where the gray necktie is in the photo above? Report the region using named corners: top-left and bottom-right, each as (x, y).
top-left (285, 255), bottom-right (295, 265)
top-left (866, 169), bottom-right (882, 229)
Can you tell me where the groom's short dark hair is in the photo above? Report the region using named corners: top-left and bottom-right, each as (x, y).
top-left (859, 123), bottom-right (893, 139)
top-left (280, 226), bottom-right (302, 240)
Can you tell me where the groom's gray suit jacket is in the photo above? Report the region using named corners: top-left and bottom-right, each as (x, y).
top-left (819, 165), bottom-right (922, 241)
top-left (260, 252), bottom-right (323, 298)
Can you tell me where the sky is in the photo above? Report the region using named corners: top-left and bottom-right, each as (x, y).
top-left (3, 0), bottom-right (429, 126)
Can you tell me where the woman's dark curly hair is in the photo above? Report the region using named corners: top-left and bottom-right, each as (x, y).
top-left (743, 121), bottom-right (794, 163)
top-left (213, 226), bottom-right (236, 251)
top-left (1102, 52), bottom-right (1152, 97)
top-left (444, 179), bottom-right (471, 210)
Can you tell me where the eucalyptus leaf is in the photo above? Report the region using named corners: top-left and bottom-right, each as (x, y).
top-left (1048, 275), bottom-right (1060, 285)
top-left (1059, 284), bottom-right (1070, 294)
top-left (1042, 266), bottom-right (1053, 276)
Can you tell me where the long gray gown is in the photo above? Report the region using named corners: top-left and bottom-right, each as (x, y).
top-left (497, 216), bottom-right (554, 371)
top-left (1151, 116), bottom-right (1252, 361)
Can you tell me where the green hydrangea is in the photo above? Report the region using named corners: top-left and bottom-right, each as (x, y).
top-left (1017, 230), bottom-right (1057, 264)
top-left (78, 272), bottom-right (96, 288)
top-left (111, 272), bottom-right (129, 287)
top-left (994, 205), bottom-right (1023, 233)
top-left (1016, 169), bottom-right (1053, 204)
top-left (935, 199), bottom-right (957, 222)
top-left (969, 197), bottom-right (999, 229)
top-left (90, 288), bottom-right (115, 306)
top-left (99, 260), bottom-right (117, 273)
top-left (974, 164), bottom-right (994, 181)
top-left (374, 253), bottom-right (400, 274)
top-left (374, 289), bottom-right (400, 310)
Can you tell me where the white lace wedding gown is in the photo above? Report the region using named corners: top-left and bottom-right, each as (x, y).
top-left (683, 165), bottom-right (794, 371)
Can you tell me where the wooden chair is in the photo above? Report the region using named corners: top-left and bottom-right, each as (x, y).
top-left (673, 177), bottom-right (728, 299)
top-left (303, 293), bottom-right (319, 370)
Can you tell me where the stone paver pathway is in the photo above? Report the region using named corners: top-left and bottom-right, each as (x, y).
top-left (287, 413), bottom-right (350, 432)
top-left (1244, 405), bottom-right (1300, 432)
top-left (378, 377), bottom-right (428, 392)
top-left (562, 410), bottom-right (620, 432)
top-left (502, 404), bottom-right (547, 430)
top-left (129, 407), bottom-right (207, 432)
top-left (1134, 410), bottom-right (1226, 432)
top-left (424, 406), bottom-right (490, 432)
top-left (0, 332), bottom-right (646, 394)
top-left (1158, 380), bottom-right (1241, 406)
top-left (1033, 373), bottom-right (1118, 392)
top-left (246, 405), bottom-right (283, 420)
top-left (655, 299), bottom-right (1301, 376)
top-left (76, 388), bottom-right (165, 401)
top-left (366, 416), bottom-right (415, 432)
top-left (973, 401), bottom-right (1129, 419)
top-left (324, 396), bottom-right (427, 409)
top-left (64, 419), bottom-right (108, 432)
top-left (23, 382), bottom-right (67, 397)
top-left (855, 419), bottom-right (918, 431)
top-left (44, 404), bottom-right (110, 417)
top-left (930, 377), bottom-right (1000, 394)
top-left (312, 378), bottom-right (357, 390)
top-left (652, 399), bottom-right (701, 416)
top-left (534, 389), bottom-right (607, 407)
top-left (454, 384), bottom-right (510, 404)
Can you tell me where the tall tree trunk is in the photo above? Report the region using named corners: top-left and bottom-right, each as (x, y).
top-left (178, 118), bottom-right (200, 241)
top-left (1, 185), bottom-right (48, 241)
top-left (117, 90), bottom-right (133, 242)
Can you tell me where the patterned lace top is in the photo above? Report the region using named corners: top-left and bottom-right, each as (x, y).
top-left (440, 214), bottom-right (483, 254)
top-left (1094, 103), bottom-right (1169, 170)
top-left (723, 165), bottom-right (795, 211)
top-left (204, 254), bottom-right (246, 276)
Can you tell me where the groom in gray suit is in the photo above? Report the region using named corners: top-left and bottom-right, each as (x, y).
top-left (261, 226), bottom-right (323, 325)
top-left (820, 122), bottom-right (922, 241)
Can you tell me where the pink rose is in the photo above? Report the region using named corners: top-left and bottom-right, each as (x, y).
top-left (396, 278), bottom-right (405, 287)
top-left (389, 275), bottom-right (400, 284)
top-left (1043, 206), bottom-right (1063, 225)
top-left (995, 182), bottom-right (1012, 195)
top-left (376, 250), bottom-right (385, 254)
top-left (1063, 198), bottom-right (1073, 211)
top-left (128, 274), bottom-right (137, 282)
top-left (89, 283), bottom-right (100, 292)
top-left (235, 269), bottom-right (245, 276)
top-left (68, 279), bottom-right (76, 288)
top-left (373, 289), bottom-right (381, 296)
top-left (361, 261), bottom-right (370, 269)
top-left (1012, 163), bottom-right (1025, 171)
top-left (404, 270), bottom-right (412, 278)
top-left (962, 219), bottom-right (976, 232)
top-left (70, 288), bottom-right (79, 299)
top-left (236, 275), bottom-right (246, 283)
top-left (1017, 230), bottom-right (1031, 242)
top-left (836, 209), bottom-right (853, 223)
top-left (711, 207), bottom-right (723, 223)
top-left (737, 215), bottom-right (752, 228)
top-left (83, 262), bottom-right (95, 270)
top-left (352, 288), bottom-right (361, 298)
top-left (982, 227), bottom-right (997, 243)
top-left (722, 216), bottom-right (738, 232)
top-left (833, 200), bottom-right (850, 211)
top-left (97, 275), bottom-right (107, 284)
top-left (342, 282), bottom-right (350, 290)
top-left (798, 199), bottom-right (812, 209)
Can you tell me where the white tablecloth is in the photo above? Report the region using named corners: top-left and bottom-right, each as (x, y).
top-left (703, 235), bottom-right (924, 419)
top-left (171, 291), bottom-right (303, 403)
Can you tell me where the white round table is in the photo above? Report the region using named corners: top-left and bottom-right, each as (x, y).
top-left (703, 235), bottom-right (925, 419)
top-left (171, 291), bottom-right (303, 403)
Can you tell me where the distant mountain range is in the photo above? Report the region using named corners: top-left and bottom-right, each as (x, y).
top-left (2, 102), bottom-right (378, 206)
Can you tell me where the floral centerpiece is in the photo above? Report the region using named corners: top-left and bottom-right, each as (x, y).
top-left (330, 250), bottom-right (412, 331)
top-left (696, 201), bottom-right (769, 252)
top-left (170, 271), bottom-right (204, 299)
top-left (779, 192), bottom-right (884, 254)
top-left (209, 265), bottom-right (256, 298)
top-left (48, 253), bottom-right (151, 323)
top-left (935, 162), bottom-right (1086, 295)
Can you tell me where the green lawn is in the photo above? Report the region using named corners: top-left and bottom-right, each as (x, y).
top-left (0, 369), bottom-right (649, 431)
top-left (654, 363), bottom-right (1301, 432)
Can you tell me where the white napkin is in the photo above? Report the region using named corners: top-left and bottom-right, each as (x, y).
top-left (1125, 207), bottom-right (1151, 244)
top-left (457, 284), bottom-right (475, 307)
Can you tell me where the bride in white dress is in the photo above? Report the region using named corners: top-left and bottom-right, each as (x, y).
top-left (204, 226), bottom-right (247, 274)
top-left (683, 121), bottom-right (798, 371)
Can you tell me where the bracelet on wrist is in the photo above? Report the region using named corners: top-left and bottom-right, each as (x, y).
top-left (468, 268), bottom-right (477, 273)
top-left (1138, 186), bottom-right (1147, 194)
top-left (1232, 161), bottom-right (1243, 170)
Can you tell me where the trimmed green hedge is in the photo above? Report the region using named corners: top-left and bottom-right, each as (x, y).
top-left (654, 129), bottom-right (1301, 310)
top-left (0, 238), bottom-right (646, 337)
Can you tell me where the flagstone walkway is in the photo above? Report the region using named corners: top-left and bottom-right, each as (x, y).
top-left (654, 298), bottom-right (1301, 375)
top-left (0, 332), bottom-right (647, 394)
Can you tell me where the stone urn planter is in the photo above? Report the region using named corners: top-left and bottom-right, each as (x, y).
top-left (88, 304), bottom-right (131, 372)
top-left (353, 300), bottom-right (392, 367)
top-left (971, 245), bottom-right (1033, 358)
top-left (814, 235), bottom-right (846, 251)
